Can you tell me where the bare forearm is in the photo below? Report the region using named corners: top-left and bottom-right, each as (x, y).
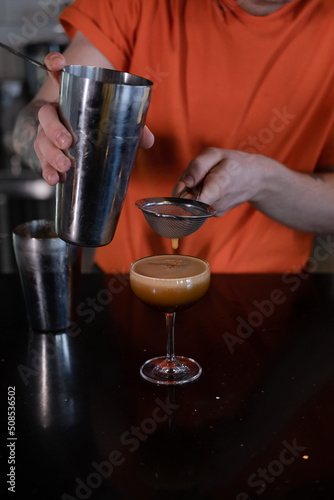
top-left (173, 148), bottom-right (334, 234)
top-left (12, 99), bottom-right (47, 175)
top-left (252, 160), bottom-right (334, 233)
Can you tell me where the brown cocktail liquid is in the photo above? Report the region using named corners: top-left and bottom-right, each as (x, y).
top-left (171, 238), bottom-right (179, 250)
top-left (158, 205), bottom-right (198, 251)
top-left (130, 254), bottom-right (210, 312)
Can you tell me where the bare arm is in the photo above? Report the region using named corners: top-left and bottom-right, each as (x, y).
top-left (12, 99), bottom-right (47, 175)
top-left (13, 31), bottom-right (153, 183)
top-left (172, 148), bottom-right (334, 234)
top-left (12, 31), bottom-right (115, 179)
top-left (251, 159), bottom-right (334, 233)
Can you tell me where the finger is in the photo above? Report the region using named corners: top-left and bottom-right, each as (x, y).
top-left (34, 140), bottom-right (60, 185)
top-left (178, 185), bottom-right (202, 200)
top-left (44, 51), bottom-right (66, 84)
top-left (42, 164), bottom-right (60, 186)
top-left (35, 126), bottom-right (71, 174)
top-left (197, 173), bottom-right (223, 213)
top-left (185, 148), bottom-right (226, 185)
top-left (172, 148), bottom-right (226, 197)
top-left (140, 125), bottom-right (155, 149)
top-left (38, 103), bottom-right (73, 149)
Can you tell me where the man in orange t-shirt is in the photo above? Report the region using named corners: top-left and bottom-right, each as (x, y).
top-left (13, 0), bottom-right (334, 273)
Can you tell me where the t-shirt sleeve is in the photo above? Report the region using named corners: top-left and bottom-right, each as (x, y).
top-left (59, 0), bottom-right (142, 71)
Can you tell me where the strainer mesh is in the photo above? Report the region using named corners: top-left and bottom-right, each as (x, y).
top-left (136, 198), bottom-right (215, 239)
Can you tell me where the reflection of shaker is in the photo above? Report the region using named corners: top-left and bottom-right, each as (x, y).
top-left (25, 331), bottom-right (81, 428)
top-left (55, 65), bottom-right (153, 247)
top-left (12, 219), bottom-right (82, 332)
top-left (18, 330), bottom-right (94, 499)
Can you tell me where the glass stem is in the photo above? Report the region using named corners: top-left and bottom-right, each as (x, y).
top-left (165, 312), bottom-right (176, 363)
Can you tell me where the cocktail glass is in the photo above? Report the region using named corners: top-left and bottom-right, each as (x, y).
top-left (129, 254), bottom-right (210, 385)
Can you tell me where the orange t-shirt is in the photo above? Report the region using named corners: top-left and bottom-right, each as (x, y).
top-left (60, 0), bottom-right (334, 273)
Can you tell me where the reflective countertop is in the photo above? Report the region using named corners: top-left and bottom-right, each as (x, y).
top-left (1, 272), bottom-right (334, 499)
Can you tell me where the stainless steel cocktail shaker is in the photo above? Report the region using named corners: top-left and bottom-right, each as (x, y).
top-left (55, 65), bottom-right (152, 247)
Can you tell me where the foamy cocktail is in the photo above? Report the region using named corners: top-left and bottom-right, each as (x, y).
top-left (130, 254), bottom-right (210, 385)
top-left (130, 254), bottom-right (210, 312)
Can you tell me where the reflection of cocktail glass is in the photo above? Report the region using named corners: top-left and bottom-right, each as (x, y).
top-left (130, 254), bottom-right (210, 385)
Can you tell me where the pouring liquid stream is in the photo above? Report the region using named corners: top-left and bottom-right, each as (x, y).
top-left (171, 238), bottom-right (179, 250)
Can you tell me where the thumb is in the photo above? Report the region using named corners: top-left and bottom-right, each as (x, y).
top-left (44, 51), bottom-right (66, 84)
top-left (172, 147), bottom-right (225, 197)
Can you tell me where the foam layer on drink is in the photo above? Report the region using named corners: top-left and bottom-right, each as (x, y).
top-left (132, 255), bottom-right (208, 279)
top-left (130, 255), bottom-right (210, 312)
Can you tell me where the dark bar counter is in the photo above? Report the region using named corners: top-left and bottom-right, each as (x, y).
top-left (1, 271), bottom-right (334, 499)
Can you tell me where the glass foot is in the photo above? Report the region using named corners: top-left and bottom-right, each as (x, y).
top-left (140, 356), bottom-right (202, 385)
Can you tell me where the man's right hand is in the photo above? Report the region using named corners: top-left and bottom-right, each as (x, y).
top-left (33, 52), bottom-right (72, 184)
top-left (34, 50), bottom-right (154, 186)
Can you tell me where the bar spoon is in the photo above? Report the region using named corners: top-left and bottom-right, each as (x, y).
top-left (0, 41), bottom-right (60, 73)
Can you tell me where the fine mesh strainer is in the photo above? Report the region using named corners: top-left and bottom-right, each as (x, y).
top-left (135, 197), bottom-right (216, 239)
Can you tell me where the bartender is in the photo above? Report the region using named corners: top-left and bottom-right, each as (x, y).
top-left (12, 0), bottom-right (334, 274)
